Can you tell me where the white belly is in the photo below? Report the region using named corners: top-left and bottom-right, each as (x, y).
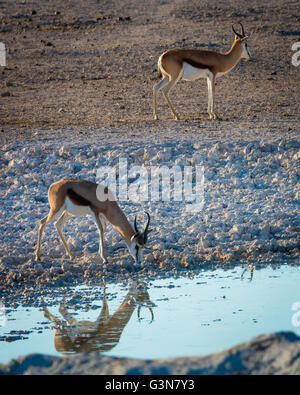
top-left (182, 62), bottom-right (211, 81)
top-left (65, 197), bottom-right (90, 217)
top-left (216, 71), bottom-right (229, 78)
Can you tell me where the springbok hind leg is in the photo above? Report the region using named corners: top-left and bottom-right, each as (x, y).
top-left (207, 73), bottom-right (219, 120)
top-left (96, 286), bottom-right (110, 326)
top-left (207, 77), bottom-right (212, 117)
top-left (35, 208), bottom-right (64, 261)
top-left (162, 89), bottom-right (180, 120)
top-left (153, 75), bottom-right (169, 120)
top-left (55, 211), bottom-right (74, 259)
top-left (161, 72), bottom-right (182, 120)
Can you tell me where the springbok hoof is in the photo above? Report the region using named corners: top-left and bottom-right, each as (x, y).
top-left (209, 113), bottom-right (220, 121)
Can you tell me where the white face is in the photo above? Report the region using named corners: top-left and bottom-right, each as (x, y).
top-left (242, 40), bottom-right (251, 60)
top-left (128, 240), bottom-right (144, 264)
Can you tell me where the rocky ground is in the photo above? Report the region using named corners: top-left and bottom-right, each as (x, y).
top-left (0, 122), bottom-right (299, 300)
top-left (0, 0), bottom-right (299, 128)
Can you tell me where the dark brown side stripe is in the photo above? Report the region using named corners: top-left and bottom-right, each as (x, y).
top-left (183, 58), bottom-right (209, 70)
top-left (67, 188), bottom-right (92, 206)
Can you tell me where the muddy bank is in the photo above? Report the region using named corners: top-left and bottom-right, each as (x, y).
top-left (1, 332), bottom-right (299, 375)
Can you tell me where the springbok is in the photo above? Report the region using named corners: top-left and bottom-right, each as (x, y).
top-left (43, 282), bottom-right (155, 353)
top-left (35, 178), bottom-right (151, 264)
top-left (153, 22), bottom-right (250, 121)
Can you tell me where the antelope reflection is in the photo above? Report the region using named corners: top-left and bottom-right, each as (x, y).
top-left (241, 264), bottom-right (255, 282)
top-left (43, 282), bottom-right (154, 354)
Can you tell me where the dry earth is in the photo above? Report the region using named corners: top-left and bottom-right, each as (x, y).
top-left (0, 0), bottom-right (299, 132)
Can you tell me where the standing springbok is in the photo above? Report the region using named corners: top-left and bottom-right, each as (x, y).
top-left (35, 178), bottom-right (151, 264)
top-left (153, 23), bottom-right (250, 121)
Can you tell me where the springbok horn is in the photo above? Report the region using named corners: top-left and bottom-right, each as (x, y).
top-left (137, 304), bottom-right (154, 322)
top-left (232, 24), bottom-right (242, 38)
top-left (238, 22), bottom-right (245, 37)
top-left (134, 216), bottom-right (139, 233)
top-left (143, 212), bottom-right (151, 244)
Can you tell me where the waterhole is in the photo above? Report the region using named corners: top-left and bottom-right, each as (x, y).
top-left (0, 264), bottom-right (299, 363)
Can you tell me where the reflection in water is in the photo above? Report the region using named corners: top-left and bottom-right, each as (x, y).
top-left (43, 281), bottom-right (155, 354)
top-left (241, 264), bottom-right (255, 282)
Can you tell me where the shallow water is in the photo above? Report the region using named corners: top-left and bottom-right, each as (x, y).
top-left (0, 264), bottom-right (299, 363)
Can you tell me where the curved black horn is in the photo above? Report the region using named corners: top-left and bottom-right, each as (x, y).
top-left (238, 22), bottom-right (245, 37)
top-left (137, 304), bottom-right (154, 322)
top-left (232, 24), bottom-right (242, 38)
top-left (143, 212), bottom-right (151, 244)
top-left (134, 216), bottom-right (139, 233)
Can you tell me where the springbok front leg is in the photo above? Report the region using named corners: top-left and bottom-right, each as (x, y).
top-left (207, 73), bottom-right (218, 120)
top-left (207, 77), bottom-right (211, 118)
top-left (153, 70), bottom-right (181, 120)
top-left (89, 208), bottom-right (108, 263)
top-left (36, 216), bottom-right (48, 261)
